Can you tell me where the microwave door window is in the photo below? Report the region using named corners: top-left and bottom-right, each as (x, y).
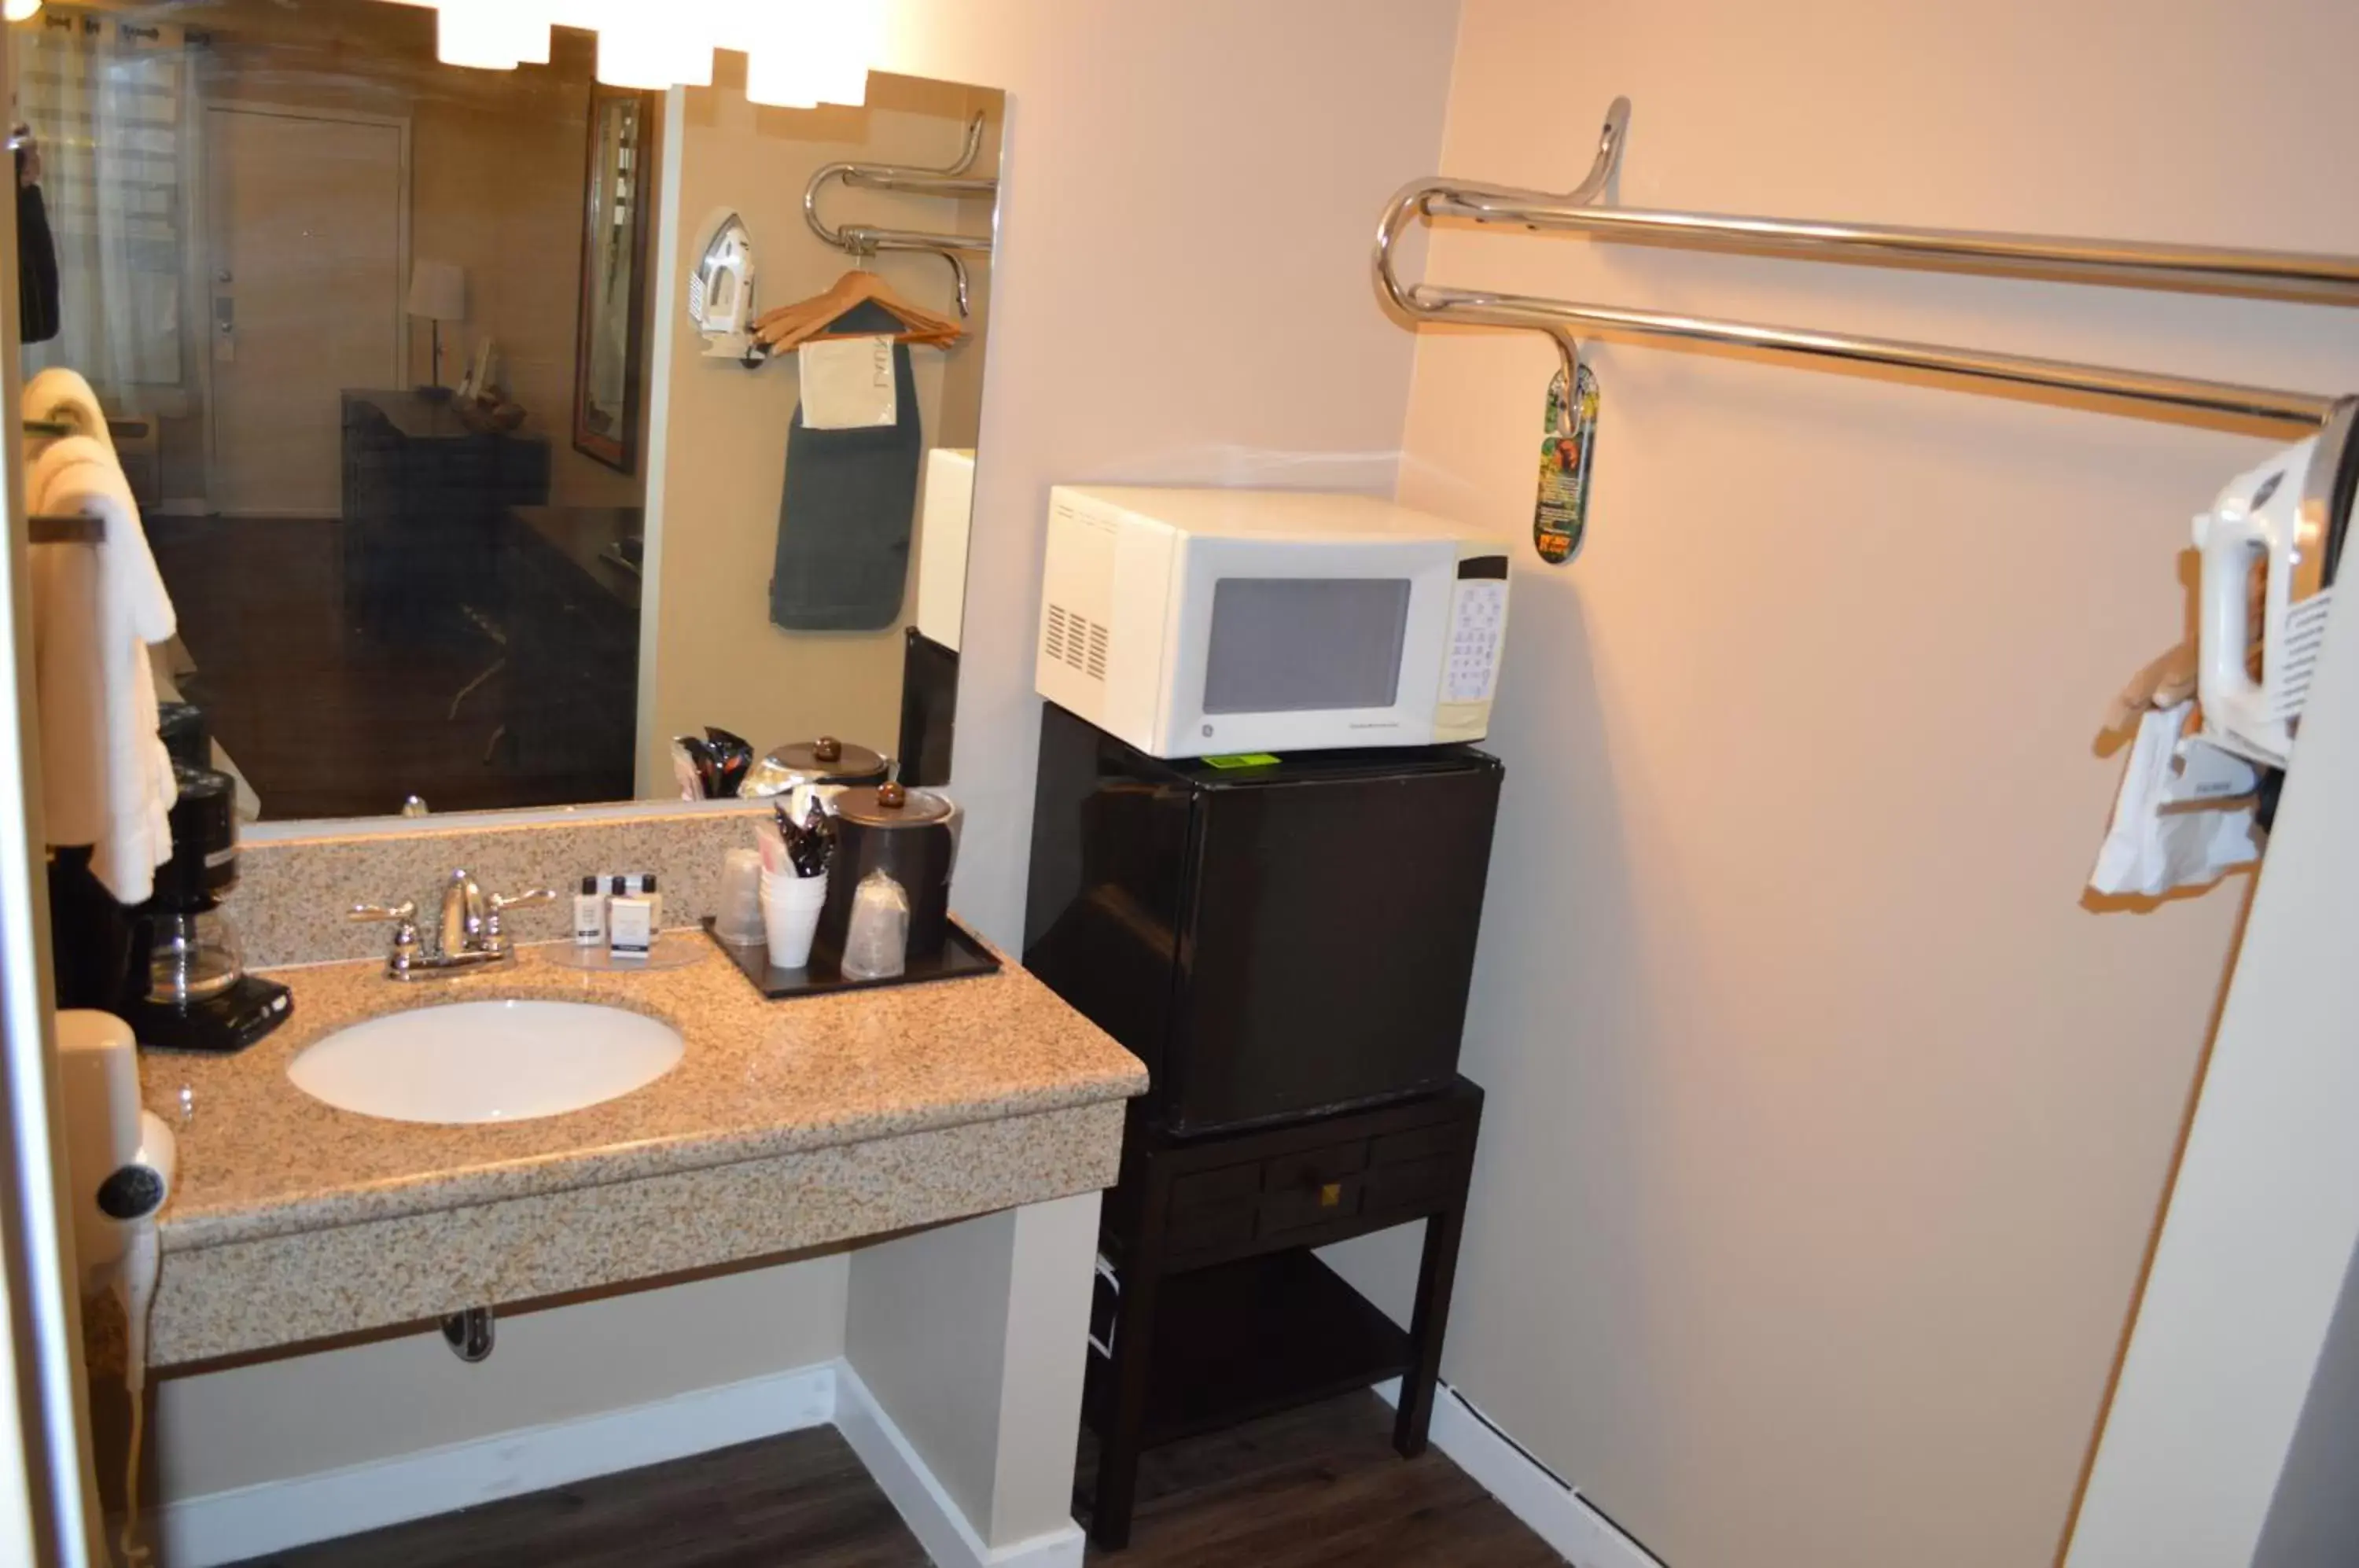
top-left (1202, 577), bottom-right (1411, 715)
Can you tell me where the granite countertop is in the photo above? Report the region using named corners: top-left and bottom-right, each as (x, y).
top-left (144, 926), bottom-right (1147, 1254)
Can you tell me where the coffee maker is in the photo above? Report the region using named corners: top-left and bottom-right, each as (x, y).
top-left (120, 762), bottom-right (290, 1053)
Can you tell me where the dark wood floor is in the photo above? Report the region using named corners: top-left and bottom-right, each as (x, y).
top-left (230, 1391), bottom-right (1561, 1567)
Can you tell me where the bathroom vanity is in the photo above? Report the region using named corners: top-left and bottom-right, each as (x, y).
top-left (124, 919), bottom-right (1144, 1564)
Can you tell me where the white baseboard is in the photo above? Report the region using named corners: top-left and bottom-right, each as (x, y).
top-left (835, 1362), bottom-right (1085, 1568)
top-left (1375, 1378), bottom-right (1665, 1568)
top-left (160, 1361), bottom-right (1600, 1568)
top-left (156, 1362), bottom-right (837, 1568)
top-left (154, 1359), bottom-right (1082, 1568)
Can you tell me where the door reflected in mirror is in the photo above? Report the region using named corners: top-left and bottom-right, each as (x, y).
top-left (12, 0), bottom-right (1000, 824)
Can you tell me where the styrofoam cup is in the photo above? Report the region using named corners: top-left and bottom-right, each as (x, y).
top-left (760, 869), bottom-right (828, 970)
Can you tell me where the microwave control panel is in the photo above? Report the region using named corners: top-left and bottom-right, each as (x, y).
top-left (1444, 576), bottom-right (1507, 704)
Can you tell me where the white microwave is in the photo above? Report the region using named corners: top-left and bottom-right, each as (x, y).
top-left (1035, 486), bottom-right (1510, 758)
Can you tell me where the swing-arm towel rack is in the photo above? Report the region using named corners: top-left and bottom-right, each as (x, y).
top-left (1375, 98), bottom-right (2355, 430)
top-left (805, 112), bottom-right (998, 316)
top-left (23, 411), bottom-right (108, 540)
top-left (28, 514), bottom-right (102, 544)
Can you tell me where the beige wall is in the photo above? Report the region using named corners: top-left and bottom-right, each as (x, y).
top-left (1316, 2), bottom-right (2359, 1566)
top-left (638, 66), bottom-right (996, 790)
top-left (149, 1252), bottom-right (846, 1500)
top-left (126, 0), bottom-right (1460, 1515)
top-left (843, 1192), bottom-right (1099, 1550)
top-left (878, 0), bottom-right (1463, 938)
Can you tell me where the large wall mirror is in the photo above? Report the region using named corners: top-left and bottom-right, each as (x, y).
top-left (13, 0), bottom-right (1000, 823)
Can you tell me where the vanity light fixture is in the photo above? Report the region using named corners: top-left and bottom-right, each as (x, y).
top-left (436, 3), bottom-right (548, 70)
top-left (2, 0), bottom-right (42, 20)
top-left (391, 0), bottom-right (877, 105)
top-left (739, 0), bottom-right (881, 108)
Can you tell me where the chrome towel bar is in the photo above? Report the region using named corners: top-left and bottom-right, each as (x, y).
top-left (1375, 98), bottom-right (2354, 430)
top-left (805, 112), bottom-right (999, 316)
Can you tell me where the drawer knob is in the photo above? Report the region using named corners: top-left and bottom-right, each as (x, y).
top-left (1319, 1181), bottom-right (1343, 1208)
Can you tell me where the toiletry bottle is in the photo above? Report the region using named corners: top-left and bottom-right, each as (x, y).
top-left (639, 874), bottom-right (662, 933)
top-left (608, 876), bottom-right (653, 960)
top-left (573, 876), bottom-right (605, 948)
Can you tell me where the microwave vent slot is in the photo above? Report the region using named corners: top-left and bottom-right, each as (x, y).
top-left (1043, 602), bottom-right (1106, 681)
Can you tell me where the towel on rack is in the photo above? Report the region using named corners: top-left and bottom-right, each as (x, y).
top-left (29, 367), bottom-right (208, 714)
top-left (770, 301), bottom-right (922, 631)
top-left (29, 432), bottom-right (178, 904)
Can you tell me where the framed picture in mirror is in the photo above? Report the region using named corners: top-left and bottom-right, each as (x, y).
top-left (574, 83), bottom-right (657, 473)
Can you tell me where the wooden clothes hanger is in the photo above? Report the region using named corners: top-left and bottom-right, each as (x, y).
top-left (753, 271), bottom-right (963, 354)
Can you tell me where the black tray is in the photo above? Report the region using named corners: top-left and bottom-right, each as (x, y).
top-left (702, 916), bottom-right (1001, 999)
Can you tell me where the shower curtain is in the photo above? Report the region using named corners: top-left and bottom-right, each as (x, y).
top-left (15, 7), bottom-right (205, 415)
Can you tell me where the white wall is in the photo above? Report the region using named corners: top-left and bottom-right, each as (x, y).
top-left (2069, 546), bottom-right (2359, 1564)
top-left (2254, 1239), bottom-right (2359, 1568)
top-left (1320, 2), bottom-right (2359, 1566)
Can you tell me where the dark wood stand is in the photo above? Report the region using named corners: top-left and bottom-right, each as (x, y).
top-left (1082, 1080), bottom-right (1483, 1550)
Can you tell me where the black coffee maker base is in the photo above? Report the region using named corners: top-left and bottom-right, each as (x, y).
top-left (125, 976), bottom-right (293, 1054)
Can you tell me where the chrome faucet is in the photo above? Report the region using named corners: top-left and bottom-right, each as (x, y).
top-left (351, 870), bottom-right (559, 981)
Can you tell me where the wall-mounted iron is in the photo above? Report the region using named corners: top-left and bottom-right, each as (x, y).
top-left (688, 210), bottom-right (759, 362)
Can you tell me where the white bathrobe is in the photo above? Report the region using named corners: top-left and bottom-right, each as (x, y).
top-left (29, 432), bottom-right (178, 904)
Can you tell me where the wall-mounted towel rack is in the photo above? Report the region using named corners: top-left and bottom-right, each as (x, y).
top-left (24, 407), bottom-right (106, 539)
top-left (28, 513), bottom-right (102, 544)
top-left (1375, 98), bottom-right (2357, 431)
top-left (804, 112), bottom-right (998, 317)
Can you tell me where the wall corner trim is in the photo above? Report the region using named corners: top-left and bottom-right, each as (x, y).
top-left (1373, 1377), bottom-right (1668, 1568)
top-left (835, 1360), bottom-right (1086, 1568)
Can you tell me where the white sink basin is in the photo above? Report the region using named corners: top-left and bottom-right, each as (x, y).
top-left (287, 999), bottom-right (684, 1125)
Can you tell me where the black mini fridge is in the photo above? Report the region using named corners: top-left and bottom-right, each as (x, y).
top-left (1024, 701), bottom-right (1503, 1136)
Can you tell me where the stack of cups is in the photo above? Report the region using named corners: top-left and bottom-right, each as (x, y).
top-left (760, 868), bottom-right (828, 970)
top-left (714, 849), bottom-right (766, 945)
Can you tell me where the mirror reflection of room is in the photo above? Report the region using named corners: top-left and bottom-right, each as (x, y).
top-left (17, 1), bottom-right (997, 823)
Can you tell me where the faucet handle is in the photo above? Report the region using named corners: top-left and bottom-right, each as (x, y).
top-left (483, 888), bottom-right (561, 955)
top-left (350, 900), bottom-right (422, 978)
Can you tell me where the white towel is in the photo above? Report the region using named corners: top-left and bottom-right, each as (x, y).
top-left (29, 434), bottom-right (178, 904)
